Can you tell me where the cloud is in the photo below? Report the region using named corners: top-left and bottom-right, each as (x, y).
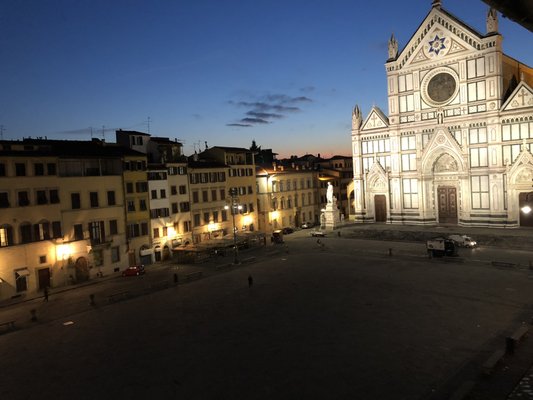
top-left (241, 117), bottom-right (270, 124)
top-left (227, 123), bottom-right (252, 127)
top-left (246, 111), bottom-right (283, 119)
top-left (227, 92), bottom-right (313, 128)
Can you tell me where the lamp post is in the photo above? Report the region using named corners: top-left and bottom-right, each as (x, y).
top-left (225, 188), bottom-right (242, 264)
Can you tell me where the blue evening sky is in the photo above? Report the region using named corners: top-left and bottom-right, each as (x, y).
top-left (1, 0), bottom-right (531, 158)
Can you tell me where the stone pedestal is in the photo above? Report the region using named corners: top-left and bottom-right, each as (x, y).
top-left (322, 199), bottom-right (341, 230)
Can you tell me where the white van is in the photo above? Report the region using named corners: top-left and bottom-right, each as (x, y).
top-left (448, 234), bottom-right (477, 248)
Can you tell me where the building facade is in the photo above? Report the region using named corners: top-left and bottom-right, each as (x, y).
top-left (256, 164), bottom-right (320, 233)
top-left (350, 2), bottom-right (533, 227)
top-left (0, 139), bottom-right (140, 300)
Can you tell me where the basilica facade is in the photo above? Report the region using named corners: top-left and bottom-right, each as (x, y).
top-left (349, 1), bottom-right (533, 227)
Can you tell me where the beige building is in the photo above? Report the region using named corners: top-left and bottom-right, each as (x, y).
top-left (350, 2), bottom-right (533, 227)
top-left (256, 164), bottom-right (320, 233)
top-left (0, 139), bottom-right (139, 301)
top-left (315, 155), bottom-right (353, 219)
top-left (189, 146), bottom-right (258, 243)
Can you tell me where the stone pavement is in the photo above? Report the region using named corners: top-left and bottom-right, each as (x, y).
top-left (2, 225), bottom-right (533, 399)
top-left (0, 244), bottom-right (279, 332)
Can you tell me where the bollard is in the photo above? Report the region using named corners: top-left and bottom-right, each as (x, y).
top-left (389, 248), bottom-right (393, 256)
top-left (30, 309), bottom-right (37, 322)
top-left (173, 273), bottom-right (178, 284)
top-left (506, 336), bottom-right (515, 354)
top-left (89, 294), bottom-right (95, 306)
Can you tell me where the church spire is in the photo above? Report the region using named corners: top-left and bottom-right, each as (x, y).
top-left (352, 105), bottom-right (362, 130)
top-left (486, 7), bottom-right (498, 33)
top-left (388, 34), bottom-right (398, 60)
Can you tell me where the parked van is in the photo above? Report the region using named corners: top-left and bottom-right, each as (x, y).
top-left (448, 234), bottom-right (477, 248)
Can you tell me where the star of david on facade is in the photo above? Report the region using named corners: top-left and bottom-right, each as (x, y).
top-left (428, 35), bottom-right (446, 55)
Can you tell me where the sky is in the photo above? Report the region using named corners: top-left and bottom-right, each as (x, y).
top-left (1, 0), bottom-right (532, 159)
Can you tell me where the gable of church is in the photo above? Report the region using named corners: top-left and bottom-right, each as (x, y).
top-left (361, 107), bottom-right (389, 131)
top-left (395, 8), bottom-right (487, 70)
top-left (501, 81), bottom-right (533, 112)
top-left (508, 146), bottom-right (533, 185)
top-left (420, 127), bottom-right (466, 174)
top-left (366, 161), bottom-right (388, 192)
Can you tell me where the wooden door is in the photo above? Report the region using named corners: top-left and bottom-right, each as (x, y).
top-left (437, 187), bottom-right (458, 224)
top-left (374, 195), bottom-right (387, 222)
top-left (38, 268), bottom-right (51, 290)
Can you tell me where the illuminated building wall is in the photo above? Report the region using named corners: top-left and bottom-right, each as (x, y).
top-left (349, 3), bottom-right (533, 227)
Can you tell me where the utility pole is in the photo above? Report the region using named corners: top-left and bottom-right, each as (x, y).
top-left (226, 187), bottom-right (241, 264)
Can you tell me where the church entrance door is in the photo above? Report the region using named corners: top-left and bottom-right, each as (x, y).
top-left (519, 192), bottom-right (533, 227)
top-left (437, 186), bottom-right (457, 224)
top-left (374, 195), bottom-right (387, 222)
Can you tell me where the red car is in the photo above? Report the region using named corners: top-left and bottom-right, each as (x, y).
top-left (122, 265), bottom-right (146, 277)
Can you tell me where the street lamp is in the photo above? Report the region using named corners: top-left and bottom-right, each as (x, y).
top-left (225, 187), bottom-right (242, 264)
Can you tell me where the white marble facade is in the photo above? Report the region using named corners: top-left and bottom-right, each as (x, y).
top-left (349, 2), bottom-right (533, 227)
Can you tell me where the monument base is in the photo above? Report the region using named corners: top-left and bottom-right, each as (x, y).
top-left (322, 202), bottom-right (341, 230)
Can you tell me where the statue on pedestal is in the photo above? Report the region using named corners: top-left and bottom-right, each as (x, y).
top-left (326, 182), bottom-right (333, 204)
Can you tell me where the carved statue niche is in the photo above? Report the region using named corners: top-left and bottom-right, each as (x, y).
top-left (434, 153), bottom-right (458, 173)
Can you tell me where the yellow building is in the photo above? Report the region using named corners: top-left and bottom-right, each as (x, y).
top-left (0, 139), bottom-right (138, 300)
top-left (202, 146), bottom-right (258, 233)
top-left (122, 154), bottom-right (151, 265)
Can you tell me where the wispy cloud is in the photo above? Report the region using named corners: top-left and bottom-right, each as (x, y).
top-left (227, 92), bottom-right (313, 128)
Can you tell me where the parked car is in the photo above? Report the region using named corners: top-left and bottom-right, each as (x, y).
top-left (301, 222), bottom-right (314, 229)
top-left (282, 227), bottom-right (294, 234)
top-left (122, 265), bottom-right (146, 277)
top-left (448, 234), bottom-right (477, 248)
top-left (311, 230), bottom-right (326, 237)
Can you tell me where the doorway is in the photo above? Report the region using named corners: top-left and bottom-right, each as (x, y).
top-left (519, 192), bottom-right (533, 227)
top-left (75, 257), bottom-right (89, 282)
top-left (38, 268), bottom-right (51, 290)
top-left (374, 195), bottom-right (387, 222)
top-left (437, 186), bottom-right (458, 224)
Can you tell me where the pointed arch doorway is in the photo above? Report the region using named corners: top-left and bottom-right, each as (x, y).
top-left (374, 195), bottom-right (387, 222)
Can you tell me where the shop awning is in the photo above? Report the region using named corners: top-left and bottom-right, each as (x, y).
top-left (15, 269), bottom-right (30, 278)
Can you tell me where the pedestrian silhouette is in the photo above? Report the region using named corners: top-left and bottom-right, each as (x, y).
top-left (43, 286), bottom-right (49, 302)
top-left (248, 275), bottom-right (253, 288)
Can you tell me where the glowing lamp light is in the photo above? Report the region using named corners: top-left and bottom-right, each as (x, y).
top-left (56, 244), bottom-right (72, 260)
top-left (243, 215), bottom-right (253, 225)
top-left (522, 205), bottom-right (532, 214)
top-left (208, 221), bottom-right (217, 232)
top-left (271, 211), bottom-right (279, 220)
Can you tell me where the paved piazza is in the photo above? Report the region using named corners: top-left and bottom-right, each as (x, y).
top-left (2, 236), bottom-right (533, 399)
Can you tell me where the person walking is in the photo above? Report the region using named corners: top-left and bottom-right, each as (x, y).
top-left (43, 286), bottom-right (49, 302)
